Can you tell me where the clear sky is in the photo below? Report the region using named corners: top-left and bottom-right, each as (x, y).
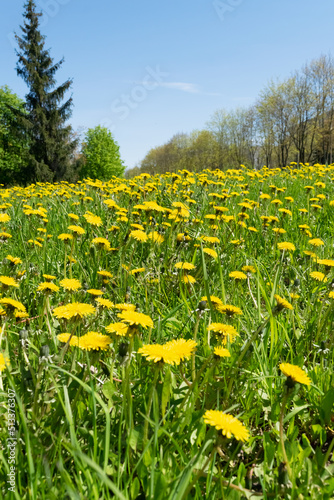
top-left (1, 0), bottom-right (334, 170)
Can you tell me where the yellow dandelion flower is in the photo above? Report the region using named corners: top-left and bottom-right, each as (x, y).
top-left (129, 268), bottom-right (145, 275)
top-left (87, 289), bottom-right (104, 296)
top-left (182, 275), bottom-right (196, 284)
top-left (0, 353), bottom-right (11, 371)
top-left (114, 303), bottom-right (136, 311)
top-left (203, 247), bottom-right (218, 258)
top-left (105, 322), bottom-right (129, 337)
top-left (15, 310), bottom-right (29, 319)
top-left (274, 295), bottom-right (293, 311)
top-left (68, 213), bottom-right (79, 220)
top-left (238, 201), bottom-right (253, 210)
top-left (207, 323), bottom-right (239, 343)
top-left (138, 344), bottom-right (180, 365)
top-left (148, 231), bottom-right (164, 244)
top-left (57, 333), bottom-right (80, 346)
top-left (0, 276), bottom-right (19, 288)
top-left (79, 331), bottom-right (111, 351)
top-left (203, 410), bottom-right (249, 441)
top-left (217, 304), bottom-right (242, 316)
top-left (58, 233), bottom-right (73, 242)
top-left (0, 298), bottom-right (26, 313)
top-left (97, 270), bottom-right (113, 278)
top-left (229, 271), bottom-right (247, 280)
top-left (43, 274), bottom-right (56, 281)
top-left (129, 230), bottom-right (148, 242)
top-left (0, 232), bottom-right (12, 240)
top-left (242, 265), bottom-right (256, 274)
top-left (83, 213), bottom-right (103, 226)
top-left (0, 213), bottom-right (10, 223)
top-left (138, 339), bottom-right (197, 365)
top-left (309, 238), bottom-right (324, 247)
top-left (118, 310), bottom-right (153, 328)
top-left (166, 339), bottom-right (197, 361)
top-left (303, 250), bottom-right (317, 258)
top-left (177, 233), bottom-right (192, 242)
top-left (95, 298), bottom-right (114, 309)
top-left (104, 199), bottom-right (119, 209)
top-left (200, 296), bottom-right (223, 309)
top-left (59, 278), bottom-right (81, 291)
top-left (53, 302), bottom-right (96, 320)
top-left (37, 282), bottom-right (60, 293)
top-left (316, 259), bottom-right (334, 268)
top-left (201, 236), bottom-right (220, 244)
top-left (310, 271), bottom-right (327, 282)
top-left (28, 239), bottom-right (42, 247)
top-left (277, 242), bottom-right (295, 252)
top-left (6, 255), bottom-right (22, 265)
top-left (213, 347), bottom-right (231, 358)
top-left (91, 237), bottom-right (111, 250)
top-left (68, 225), bottom-right (85, 235)
top-left (279, 363), bottom-right (311, 386)
top-left (175, 262), bottom-right (196, 270)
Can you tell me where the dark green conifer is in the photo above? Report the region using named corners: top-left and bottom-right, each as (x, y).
top-left (15, 0), bottom-right (76, 182)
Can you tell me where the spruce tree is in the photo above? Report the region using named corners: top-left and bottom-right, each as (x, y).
top-left (15, 0), bottom-right (76, 182)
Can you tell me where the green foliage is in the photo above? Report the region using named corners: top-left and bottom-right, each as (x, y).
top-left (127, 130), bottom-right (221, 178)
top-left (80, 126), bottom-right (125, 180)
top-left (0, 86), bottom-right (29, 184)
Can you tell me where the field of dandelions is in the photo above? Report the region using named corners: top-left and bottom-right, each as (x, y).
top-left (0, 165), bottom-right (334, 499)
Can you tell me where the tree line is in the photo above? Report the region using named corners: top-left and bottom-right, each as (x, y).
top-left (2, 2), bottom-right (334, 184)
top-left (126, 54), bottom-right (334, 178)
top-left (0, 0), bottom-right (124, 185)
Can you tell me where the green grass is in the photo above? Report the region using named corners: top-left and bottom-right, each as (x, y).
top-left (0, 166), bottom-right (334, 499)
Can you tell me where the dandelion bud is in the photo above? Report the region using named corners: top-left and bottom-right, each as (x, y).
top-left (119, 342), bottom-right (128, 357)
top-left (198, 301), bottom-right (207, 311)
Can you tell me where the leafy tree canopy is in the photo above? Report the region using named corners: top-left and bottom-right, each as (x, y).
top-left (80, 126), bottom-right (125, 180)
top-left (0, 85), bottom-right (29, 184)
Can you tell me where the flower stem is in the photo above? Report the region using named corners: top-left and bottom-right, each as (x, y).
top-left (143, 365), bottom-right (160, 443)
top-left (279, 388), bottom-right (292, 479)
top-left (191, 313), bottom-right (200, 382)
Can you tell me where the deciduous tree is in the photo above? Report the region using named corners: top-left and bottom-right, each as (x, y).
top-left (80, 126), bottom-right (125, 180)
top-left (0, 86), bottom-right (29, 184)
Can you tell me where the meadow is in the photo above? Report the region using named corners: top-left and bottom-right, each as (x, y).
top-left (0, 164), bottom-right (333, 499)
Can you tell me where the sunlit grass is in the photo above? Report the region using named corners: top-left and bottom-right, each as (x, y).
top-left (0, 165), bottom-right (334, 499)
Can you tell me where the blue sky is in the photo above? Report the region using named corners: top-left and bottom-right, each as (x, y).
top-left (1, 0), bottom-right (334, 170)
